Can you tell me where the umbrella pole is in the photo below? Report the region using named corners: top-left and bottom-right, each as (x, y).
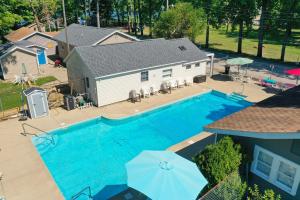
top-left (297, 77), bottom-right (299, 85)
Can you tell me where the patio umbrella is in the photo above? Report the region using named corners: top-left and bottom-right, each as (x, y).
top-left (285, 68), bottom-right (300, 85)
top-left (126, 150), bottom-right (208, 200)
top-left (226, 57), bottom-right (254, 73)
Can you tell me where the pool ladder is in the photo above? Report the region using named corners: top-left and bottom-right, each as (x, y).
top-left (71, 186), bottom-right (92, 200)
top-left (21, 123), bottom-right (55, 145)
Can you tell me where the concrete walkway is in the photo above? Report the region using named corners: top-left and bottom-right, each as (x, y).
top-left (0, 78), bottom-right (273, 200)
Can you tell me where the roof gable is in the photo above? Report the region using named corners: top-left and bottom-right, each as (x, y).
top-left (53, 23), bottom-right (137, 46)
top-left (5, 27), bottom-right (57, 42)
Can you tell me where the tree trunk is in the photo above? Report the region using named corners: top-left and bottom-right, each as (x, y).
top-left (205, 17), bottom-right (209, 48)
top-left (237, 20), bottom-right (243, 54)
top-left (127, 1), bottom-right (131, 33)
top-left (280, 25), bottom-right (292, 61)
top-left (29, 0), bottom-right (42, 32)
top-left (149, 0), bottom-right (152, 37)
top-left (138, 0), bottom-right (143, 36)
top-left (257, 0), bottom-right (267, 57)
top-left (133, 0), bottom-right (137, 36)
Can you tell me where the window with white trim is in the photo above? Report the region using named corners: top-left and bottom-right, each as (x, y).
top-left (195, 63), bottom-right (200, 67)
top-left (141, 71), bottom-right (149, 82)
top-left (251, 145), bottom-right (300, 196)
top-left (162, 69), bottom-right (172, 78)
top-left (185, 65), bottom-right (191, 69)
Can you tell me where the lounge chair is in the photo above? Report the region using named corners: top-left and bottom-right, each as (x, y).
top-left (150, 85), bottom-right (159, 95)
top-left (184, 77), bottom-right (193, 86)
top-left (129, 90), bottom-right (141, 103)
top-left (161, 82), bottom-right (171, 94)
top-left (13, 75), bottom-right (21, 84)
top-left (177, 78), bottom-right (185, 88)
top-left (29, 74), bottom-right (37, 83)
top-left (141, 87), bottom-right (151, 98)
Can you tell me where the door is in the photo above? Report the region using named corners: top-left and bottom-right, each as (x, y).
top-left (37, 49), bottom-right (47, 65)
top-left (31, 93), bottom-right (47, 118)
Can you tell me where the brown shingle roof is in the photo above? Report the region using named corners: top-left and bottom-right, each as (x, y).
top-left (5, 27), bottom-right (59, 42)
top-left (205, 86), bottom-right (300, 135)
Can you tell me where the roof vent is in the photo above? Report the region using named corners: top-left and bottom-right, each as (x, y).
top-left (178, 45), bottom-right (187, 51)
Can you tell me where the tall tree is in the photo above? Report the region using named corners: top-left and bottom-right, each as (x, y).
top-left (279, 0), bottom-right (300, 61)
top-left (154, 3), bottom-right (205, 42)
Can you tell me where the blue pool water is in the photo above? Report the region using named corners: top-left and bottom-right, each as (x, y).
top-left (32, 91), bottom-right (251, 199)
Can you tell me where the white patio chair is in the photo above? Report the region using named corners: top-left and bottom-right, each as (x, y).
top-left (177, 78), bottom-right (185, 88)
top-left (141, 87), bottom-right (151, 98)
top-left (13, 75), bottom-right (21, 84)
top-left (150, 85), bottom-right (159, 95)
top-left (169, 79), bottom-right (178, 89)
top-left (184, 77), bottom-right (193, 86)
top-left (29, 74), bottom-right (37, 83)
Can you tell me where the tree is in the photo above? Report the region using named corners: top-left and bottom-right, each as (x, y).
top-left (153, 3), bottom-right (205, 42)
top-left (193, 136), bottom-right (242, 186)
top-left (247, 184), bottom-right (281, 200)
top-left (227, 0), bottom-right (258, 53)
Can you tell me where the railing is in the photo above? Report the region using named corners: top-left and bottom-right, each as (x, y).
top-left (71, 186), bottom-right (92, 200)
top-left (21, 123), bottom-right (55, 145)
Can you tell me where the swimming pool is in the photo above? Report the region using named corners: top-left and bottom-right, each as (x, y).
top-left (32, 90), bottom-right (251, 199)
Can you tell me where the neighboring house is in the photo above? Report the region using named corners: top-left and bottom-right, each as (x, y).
top-left (205, 86), bottom-right (300, 200)
top-left (65, 38), bottom-right (213, 107)
top-left (0, 41), bottom-right (47, 80)
top-left (5, 27), bottom-right (59, 56)
top-left (53, 23), bottom-right (139, 59)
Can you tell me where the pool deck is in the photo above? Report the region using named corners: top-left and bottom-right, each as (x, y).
top-left (0, 78), bottom-right (274, 200)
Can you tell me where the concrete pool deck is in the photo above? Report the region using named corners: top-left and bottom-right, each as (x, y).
top-left (0, 78), bottom-right (274, 200)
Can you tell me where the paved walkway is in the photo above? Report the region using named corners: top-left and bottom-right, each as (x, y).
top-left (0, 78), bottom-right (273, 200)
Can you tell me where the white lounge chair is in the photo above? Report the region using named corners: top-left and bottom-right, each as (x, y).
top-left (177, 78), bottom-right (185, 88)
top-left (141, 87), bottom-right (150, 98)
top-left (185, 77), bottom-right (193, 86)
top-left (169, 79), bottom-right (178, 89)
top-left (150, 85), bottom-right (159, 95)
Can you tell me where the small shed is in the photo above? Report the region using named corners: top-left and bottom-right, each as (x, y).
top-left (23, 87), bottom-right (49, 118)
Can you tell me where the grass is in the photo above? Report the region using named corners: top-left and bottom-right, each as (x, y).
top-left (196, 27), bottom-right (300, 63)
top-left (0, 76), bottom-right (57, 111)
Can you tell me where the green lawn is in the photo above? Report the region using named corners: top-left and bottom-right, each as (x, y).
top-left (0, 76), bottom-right (57, 111)
top-left (196, 27), bottom-right (300, 63)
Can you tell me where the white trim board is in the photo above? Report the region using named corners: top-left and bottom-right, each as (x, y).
top-left (205, 128), bottom-right (300, 139)
top-left (18, 31), bottom-right (54, 41)
top-left (92, 31), bottom-right (140, 46)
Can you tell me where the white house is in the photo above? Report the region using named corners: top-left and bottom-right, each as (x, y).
top-left (65, 38), bottom-right (213, 107)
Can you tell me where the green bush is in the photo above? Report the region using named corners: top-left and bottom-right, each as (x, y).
top-left (213, 171), bottom-right (247, 200)
top-left (193, 136), bottom-right (242, 186)
top-left (247, 184), bottom-right (281, 200)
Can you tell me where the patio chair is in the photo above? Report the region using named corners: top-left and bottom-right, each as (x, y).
top-left (150, 85), bottom-right (159, 95)
top-left (161, 82), bottom-right (171, 94)
top-left (141, 87), bottom-right (151, 98)
top-left (169, 79), bottom-right (178, 89)
top-left (29, 74), bottom-right (37, 83)
top-left (13, 75), bottom-right (21, 84)
top-left (184, 77), bottom-right (193, 86)
top-left (129, 90), bottom-right (141, 103)
top-left (177, 78), bottom-right (185, 88)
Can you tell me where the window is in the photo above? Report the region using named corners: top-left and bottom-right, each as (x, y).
top-left (141, 71), bottom-right (149, 82)
top-left (195, 63), bottom-right (200, 67)
top-left (291, 140), bottom-right (300, 156)
top-left (162, 69), bottom-right (172, 78)
top-left (185, 65), bottom-right (191, 70)
top-left (251, 145), bottom-right (300, 196)
top-left (85, 77), bottom-right (90, 88)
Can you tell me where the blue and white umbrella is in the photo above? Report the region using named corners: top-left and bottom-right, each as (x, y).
top-left (126, 150), bottom-right (208, 200)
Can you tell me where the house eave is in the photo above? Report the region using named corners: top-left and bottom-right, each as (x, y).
top-left (204, 128), bottom-right (300, 139)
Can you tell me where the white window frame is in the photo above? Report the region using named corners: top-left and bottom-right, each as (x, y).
top-left (162, 69), bottom-right (172, 78)
top-left (195, 63), bottom-right (200, 67)
top-left (185, 64), bottom-right (191, 70)
top-left (251, 145), bottom-right (300, 196)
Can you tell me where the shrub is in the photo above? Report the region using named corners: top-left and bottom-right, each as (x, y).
top-left (193, 136), bottom-right (242, 186)
top-left (213, 171), bottom-right (247, 200)
top-left (247, 184), bottom-right (281, 200)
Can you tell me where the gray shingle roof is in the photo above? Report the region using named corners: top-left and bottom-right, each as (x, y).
top-left (0, 41), bottom-right (37, 57)
top-left (53, 23), bottom-right (119, 46)
top-left (23, 87), bottom-right (46, 96)
top-left (72, 38), bottom-right (209, 78)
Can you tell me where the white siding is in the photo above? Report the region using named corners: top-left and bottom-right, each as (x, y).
top-left (96, 61), bottom-right (207, 106)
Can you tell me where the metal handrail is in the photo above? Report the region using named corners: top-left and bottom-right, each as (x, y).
top-left (21, 123), bottom-right (55, 145)
top-left (71, 186), bottom-right (92, 200)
